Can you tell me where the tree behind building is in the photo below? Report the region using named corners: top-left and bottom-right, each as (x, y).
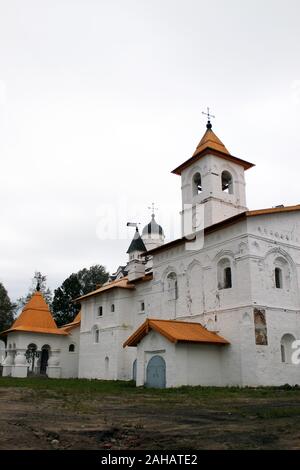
top-left (0, 283), bottom-right (16, 332)
top-left (16, 271), bottom-right (53, 311)
top-left (52, 265), bottom-right (109, 326)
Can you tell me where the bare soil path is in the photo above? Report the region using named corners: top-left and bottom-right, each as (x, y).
top-left (1, 379), bottom-right (300, 449)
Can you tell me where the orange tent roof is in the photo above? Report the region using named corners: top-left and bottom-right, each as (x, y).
top-left (123, 318), bottom-right (229, 347)
top-left (75, 277), bottom-right (135, 302)
top-left (172, 127), bottom-right (255, 175)
top-left (193, 128), bottom-right (230, 157)
top-left (1, 291), bottom-right (68, 336)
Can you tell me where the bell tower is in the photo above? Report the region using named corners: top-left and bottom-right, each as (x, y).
top-left (172, 114), bottom-right (255, 230)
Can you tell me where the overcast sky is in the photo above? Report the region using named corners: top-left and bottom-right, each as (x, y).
top-left (0, 0), bottom-right (300, 301)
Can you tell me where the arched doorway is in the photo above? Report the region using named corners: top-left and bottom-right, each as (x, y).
top-left (40, 345), bottom-right (50, 375)
top-left (25, 343), bottom-right (38, 375)
top-left (132, 359), bottom-right (137, 382)
top-left (280, 334), bottom-right (296, 364)
top-left (146, 355), bottom-right (166, 388)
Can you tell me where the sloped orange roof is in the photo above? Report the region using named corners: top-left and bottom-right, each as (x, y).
top-left (73, 311), bottom-right (81, 322)
top-left (1, 291), bottom-right (68, 336)
top-left (147, 204), bottom-right (300, 256)
top-left (246, 205), bottom-right (300, 217)
top-left (75, 277), bottom-right (135, 302)
top-left (172, 127), bottom-right (255, 175)
top-left (193, 128), bottom-right (230, 156)
top-left (123, 318), bottom-right (229, 347)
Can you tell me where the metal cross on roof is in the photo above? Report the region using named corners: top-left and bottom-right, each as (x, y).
top-left (148, 202), bottom-right (158, 217)
top-left (202, 107), bottom-right (215, 129)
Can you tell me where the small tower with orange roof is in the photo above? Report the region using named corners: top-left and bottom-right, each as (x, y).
top-left (172, 113), bottom-right (255, 229)
top-left (0, 284), bottom-right (76, 379)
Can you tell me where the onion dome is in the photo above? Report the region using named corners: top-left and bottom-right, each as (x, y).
top-left (142, 214), bottom-right (165, 251)
top-left (142, 214), bottom-right (164, 238)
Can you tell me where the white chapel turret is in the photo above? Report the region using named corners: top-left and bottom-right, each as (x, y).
top-left (141, 210), bottom-right (165, 251)
top-left (126, 227), bottom-right (146, 281)
top-left (172, 115), bottom-right (255, 230)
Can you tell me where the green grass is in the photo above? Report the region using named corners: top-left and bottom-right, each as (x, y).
top-left (0, 377), bottom-right (137, 395)
top-left (254, 406), bottom-right (300, 419)
top-left (1, 376), bottom-right (300, 401)
top-left (2, 377), bottom-right (300, 426)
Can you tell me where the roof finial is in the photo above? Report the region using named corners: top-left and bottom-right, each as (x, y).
top-left (148, 202), bottom-right (158, 219)
top-left (202, 107), bottom-right (215, 130)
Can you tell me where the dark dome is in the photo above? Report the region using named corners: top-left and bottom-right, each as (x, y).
top-left (142, 215), bottom-right (164, 237)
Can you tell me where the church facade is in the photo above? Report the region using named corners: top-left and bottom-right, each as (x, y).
top-left (1, 120), bottom-right (300, 387)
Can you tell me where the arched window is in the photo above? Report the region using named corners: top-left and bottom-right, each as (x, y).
top-left (69, 344), bottom-right (75, 352)
top-left (274, 257), bottom-right (290, 290)
top-left (98, 306), bottom-right (103, 317)
top-left (193, 172), bottom-right (202, 195)
top-left (224, 267), bottom-right (232, 288)
top-left (218, 258), bottom-right (232, 289)
top-left (167, 272), bottom-right (178, 300)
top-left (275, 267), bottom-right (283, 289)
top-left (111, 304), bottom-right (115, 313)
top-left (221, 171), bottom-right (233, 194)
top-left (280, 334), bottom-right (296, 364)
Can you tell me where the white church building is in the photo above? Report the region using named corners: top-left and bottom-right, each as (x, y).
top-left (1, 119), bottom-right (300, 387)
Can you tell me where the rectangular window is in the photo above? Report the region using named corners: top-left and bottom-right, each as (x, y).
top-left (95, 329), bottom-right (99, 343)
top-left (98, 306), bottom-right (103, 317)
top-left (224, 267), bottom-right (232, 289)
top-left (281, 344), bottom-right (286, 363)
top-left (275, 268), bottom-right (283, 289)
top-left (139, 301), bottom-right (145, 313)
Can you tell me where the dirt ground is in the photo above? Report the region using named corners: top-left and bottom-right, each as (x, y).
top-left (1, 380), bottom-right (300, 450)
